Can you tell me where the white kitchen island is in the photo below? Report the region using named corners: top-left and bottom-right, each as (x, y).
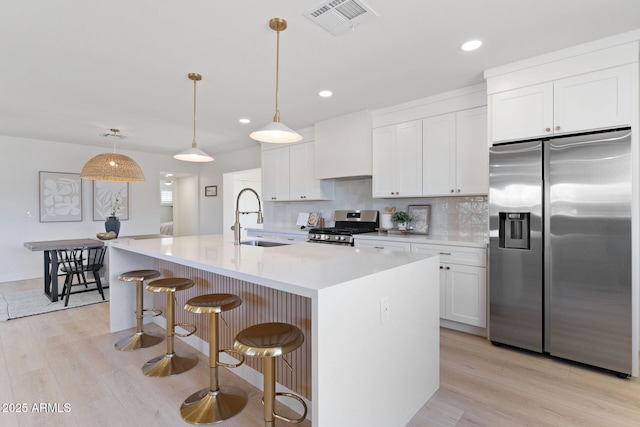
top-left (108, 234), bottom-right (440, 427)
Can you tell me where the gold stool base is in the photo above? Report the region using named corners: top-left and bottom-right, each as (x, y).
top-left (180, 386), bottom-right (248, 425)
top-left (142, 352), bottom-right (198, 377)
top-left (114, 332), bottom-right (164, 351)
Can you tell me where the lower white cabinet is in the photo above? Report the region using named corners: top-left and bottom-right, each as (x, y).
top-left (411, 242), bottom-right (487, 328)
top-left (439, 263), bottom-right (486, 327)
top-left (352, 237), bottom-right (488, 328)
top-left (353, 239), bottom-right (411, 252)
top-left (246, 229), bottom-right (308, 242)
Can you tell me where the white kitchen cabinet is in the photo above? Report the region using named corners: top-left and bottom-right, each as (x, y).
top-left (411, 243), bottom-right (487, 328)
top-left (353, 238), bottom-right (411, 252)
top-left (490, 65), bottom-right (632, 143)
top-left (372, 120), bottom-right (422, 198)
top-left (262, 141), bottom-right (333, 202)
top-left (262, 147), bottom-right (290, 201)
top-left (289, 142), bottom-right (333, 200)
top-left (422, 107), bottom-right (488, 196)
top-left (246, 229), bottom-right (308, 242)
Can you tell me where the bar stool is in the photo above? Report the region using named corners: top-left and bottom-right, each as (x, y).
top-left (114, 269), bottom-right (164, 351)
top-left (234, 322), bottom-right (308, 426)
top-left (142, 277), bottom-right (198, 377)
top-left (180, 293), bottom-right (248, 424)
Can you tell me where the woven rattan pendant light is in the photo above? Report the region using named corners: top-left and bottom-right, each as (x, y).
top-left (249, 18), bottom-right (302, 144)
top-left (80, 129), bottom-right (145, 182)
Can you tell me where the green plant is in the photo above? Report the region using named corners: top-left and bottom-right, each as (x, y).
top-left (110, 190), bottom-right (123, 217)
top-left (391, 211), bottom-right (412, 223)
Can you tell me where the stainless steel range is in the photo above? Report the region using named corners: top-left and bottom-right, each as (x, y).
top-left (308, 210), bottom-right (379, 245)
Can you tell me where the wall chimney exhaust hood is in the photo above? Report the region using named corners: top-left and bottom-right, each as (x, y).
top-left (314, 110), bottom-right (372, 179)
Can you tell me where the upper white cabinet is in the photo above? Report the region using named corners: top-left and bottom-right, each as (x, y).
top-left (262, 141), bottom-right (333, 202)
top-left (490, 65), bottom-right (633, 143)
top-left (372, 120), bottom-right (423, 198)
top-left (422, 107), bottom-right (488, 196)
top-left (314, 110), bottom-right (372, 179)
top-left (262, 146), bottom-right (290, 201)
top-left (289, 142), bottom-right (333, 200)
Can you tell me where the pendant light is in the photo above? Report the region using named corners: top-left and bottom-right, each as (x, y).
top-left (250, 18), bottom-right (302, 144)
top-left (80, 129), bottom-right (145, 182)
top-left (174, 73), bottom-right (215, 162)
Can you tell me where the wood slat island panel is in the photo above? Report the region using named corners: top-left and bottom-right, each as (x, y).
top-left (153, 259), bottom-right (312, 399)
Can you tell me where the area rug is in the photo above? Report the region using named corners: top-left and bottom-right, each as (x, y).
top-left (0, 287), bottom-right (109, 321)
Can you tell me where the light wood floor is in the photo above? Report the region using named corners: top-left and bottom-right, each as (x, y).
top-left (2, 278), bottom-right (640, 426)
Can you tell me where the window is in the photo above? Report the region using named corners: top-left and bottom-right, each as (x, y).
top-left (161, 190), bottom-right (173, 205)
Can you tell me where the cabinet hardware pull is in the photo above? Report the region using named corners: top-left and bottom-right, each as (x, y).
top-left (450, 189), bottom-right (454, 193)
top-left (545, 127), bottom-right (551, 132)
top-left (555, 125), bottom-right (561, 131)
top-left (439, 266), bottom-right (444, 269)
top-left (457, 189), bottom-right (461, 193)
top-left (287, 238), bottom-right (294, 241)
top-left (446, 266), bottom-right (450, 270)
top-left (374, 246), bottom-right (385, 249)
top-left (439, 252), bottom-right (451, 255)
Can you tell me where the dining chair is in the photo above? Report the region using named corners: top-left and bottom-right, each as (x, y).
top-left (57, 246), bottom-right (107, 307)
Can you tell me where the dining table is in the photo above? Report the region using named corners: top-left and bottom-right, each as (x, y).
top-left (24, 238), bottom-right (105, 302)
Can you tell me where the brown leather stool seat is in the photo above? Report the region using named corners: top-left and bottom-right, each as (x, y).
top-left (180, 293), bottom-right (248, 424)
top-left (114, 269), bottom-right (164, 351)
top-left (142, 277), bottom-right (198, 377)
top-left (234, 322), bottom-right (308, 426)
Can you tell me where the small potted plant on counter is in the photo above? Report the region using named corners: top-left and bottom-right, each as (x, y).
top-left (391, 210), bottom-right (412, 230)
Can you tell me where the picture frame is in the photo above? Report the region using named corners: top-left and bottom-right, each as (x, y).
top-left (93, 181), bottom-right (129, 220)
top-left (39, 171), bottom-right (82, 222)
top-left (205, 185), bottom-right (217, 197)
top-left (408, 204), bottom-right (431, 234)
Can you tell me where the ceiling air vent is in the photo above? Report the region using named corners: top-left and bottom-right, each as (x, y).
top-left (305, 0), bottom-right (378, 36)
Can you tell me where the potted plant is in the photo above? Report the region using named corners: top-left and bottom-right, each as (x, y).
top-left (105, 190), bottom-right (123, 237)
top-left (391, 211), bottom-right (412, 230)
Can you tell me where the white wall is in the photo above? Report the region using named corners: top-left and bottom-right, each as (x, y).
top-left (0, 135), bottom-right (200, 282)
top-left (198, 146), bottom-right (262, 235)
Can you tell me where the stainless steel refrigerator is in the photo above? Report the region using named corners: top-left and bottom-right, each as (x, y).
top-left (489, 128), bottom-right (632, 376)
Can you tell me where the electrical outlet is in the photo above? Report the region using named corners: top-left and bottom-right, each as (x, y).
top-left (380, 296), bottom-right (390, 324)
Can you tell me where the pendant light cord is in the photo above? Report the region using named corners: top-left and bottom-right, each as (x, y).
top-left (273, 26), bottom-right (281, 122)
top-left (111, 128), bottom-right (119, 153)
top-left (192, 77), bottom-right (198, 148)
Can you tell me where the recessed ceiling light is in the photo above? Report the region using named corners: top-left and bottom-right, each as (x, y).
top-left (319, 90), bottom-right (333, 98)
top-left (460, 39), bottom-right (482, 51)
top-left (239, 118), bottom-right (251, 124)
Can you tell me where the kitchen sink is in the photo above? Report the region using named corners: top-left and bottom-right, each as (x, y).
top-left (240, 240), bottom-right (290, 247)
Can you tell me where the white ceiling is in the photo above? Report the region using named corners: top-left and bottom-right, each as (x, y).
top-left (2, 1), bottom-right (640, 157)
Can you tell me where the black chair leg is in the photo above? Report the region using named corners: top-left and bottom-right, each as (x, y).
top-left (93, 271), bottom-right (105, 300)
top-left (64, 275), bottom-right (73, 307)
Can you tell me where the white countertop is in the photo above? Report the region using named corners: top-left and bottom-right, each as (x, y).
top-left (354, 231), bottom-right (488, 248)
top-left (110, 234), bottom-right (433, 297)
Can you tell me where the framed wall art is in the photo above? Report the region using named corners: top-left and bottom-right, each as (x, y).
top-left (205, 185), bottom-right (217, 197)
top-left (408, 204), bottom-right (431, 234)
top-left (39, 171), bottom-right (82, 222)
top-left (93, 181), bottom-right (129, 220)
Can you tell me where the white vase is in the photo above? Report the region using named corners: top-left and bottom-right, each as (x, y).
top-left (380, 214), bottom-right (393, 229)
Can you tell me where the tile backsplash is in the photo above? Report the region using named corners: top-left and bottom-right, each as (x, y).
top-left (263, 177), bottom-right (488, 239)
